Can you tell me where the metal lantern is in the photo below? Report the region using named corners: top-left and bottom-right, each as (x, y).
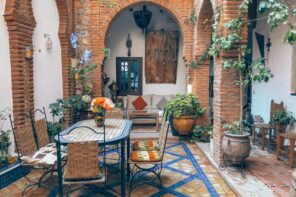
top-left (133, 6), bottom-right (152, 32)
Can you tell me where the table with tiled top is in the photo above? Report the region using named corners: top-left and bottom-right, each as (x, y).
top-left (54, 118), bottom-right (133, 197)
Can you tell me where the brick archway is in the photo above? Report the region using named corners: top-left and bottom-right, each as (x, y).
top-left (84, 0), bottom-right (195, 96)
top-left (55, 0), bottom-right (75, 125)
top-left (99, 1), bottom-right (193, 65)
top-left (192, 0), bottom-right (214, 122)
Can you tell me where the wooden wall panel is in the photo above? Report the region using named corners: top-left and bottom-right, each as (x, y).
top-left (145, 31), bottom-right (178, 84)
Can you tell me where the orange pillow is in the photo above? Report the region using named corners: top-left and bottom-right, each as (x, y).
top-left (132, 96), bottom-right (147, 110)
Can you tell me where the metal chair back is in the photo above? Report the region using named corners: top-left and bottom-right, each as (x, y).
top-left (30, 107), bottom-right (50, 149)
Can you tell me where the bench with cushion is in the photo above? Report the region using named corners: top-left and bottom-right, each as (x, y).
top-left (123, 94), bottom-right (174, 125)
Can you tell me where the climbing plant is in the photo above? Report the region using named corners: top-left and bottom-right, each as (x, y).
top-left (189, 0), bottom-right (296, 134)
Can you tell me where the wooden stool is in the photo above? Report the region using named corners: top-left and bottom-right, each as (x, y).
top-left (276, 132), bottom-right (296, 168)
top-left (252, 123), bottom-right (272, 150)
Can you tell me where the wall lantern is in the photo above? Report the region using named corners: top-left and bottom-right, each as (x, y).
top-left (25, 46), bottom-right (33, 59)
top-left (44, 34), bottom-right (52, 50)
top-left (133, 6), bottom-right (152, 33)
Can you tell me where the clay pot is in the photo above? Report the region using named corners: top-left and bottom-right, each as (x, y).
top-left (222, 131), bottom-right (251, 163)
top-left (172, 116), bottom-right (195, 135)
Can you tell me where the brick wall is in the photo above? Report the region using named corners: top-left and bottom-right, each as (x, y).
top-left (4, 0), bottom-right (36, 125)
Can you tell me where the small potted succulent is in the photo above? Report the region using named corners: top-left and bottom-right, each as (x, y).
top-left (166, 94), bottom-right (205, 135)
top-left (271, 111), bottom-right (296, 133)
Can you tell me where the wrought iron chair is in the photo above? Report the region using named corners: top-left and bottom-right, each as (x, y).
top-left (58, 125), bottom-right (107, 196)
top-left (132, 110), bottom-right (168, 152)
top-left (9, 111), bottom-right (61, 196)
top-left (128, 120), bottom-right (170, 196)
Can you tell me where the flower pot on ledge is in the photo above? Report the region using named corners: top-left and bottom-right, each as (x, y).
top-left (222, 131), bottom-right (251, 164)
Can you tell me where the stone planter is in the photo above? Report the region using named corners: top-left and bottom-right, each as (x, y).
top-left (172, 116), bottom-right (195, 135)
top-left (222, 131), bottom-right (251, 163)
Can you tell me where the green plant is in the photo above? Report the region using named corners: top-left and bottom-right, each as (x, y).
top-left (47, 122), bottom-right (63, 137)
top-left (0, 109), bottom-right (11, 159)
top-left (165, 94), bottom-right (205, 119)
top-left (102, 48), bottom-right (111, 58)
top-left (272, 111), bottom-right (296, 125)
top-left (49, 99), bottom-right (66, 122)
top-left (191, 124), bottom-right (213, 143)
top-left (223, 121), bottom-right (251, 135)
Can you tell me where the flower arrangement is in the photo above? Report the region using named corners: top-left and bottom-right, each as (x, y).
top-left (90, 97), bottom-right (115, 126)
top-left (90, 97), bottom-right (115, 116)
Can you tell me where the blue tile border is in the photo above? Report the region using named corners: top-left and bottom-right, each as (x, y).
top-left (49, 142), bottom-right (220, 197)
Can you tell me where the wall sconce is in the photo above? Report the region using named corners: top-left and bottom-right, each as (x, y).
top-left (25, 46), bottom-right (33, 59)
top-left (44, 33), bottom-right (52, 50)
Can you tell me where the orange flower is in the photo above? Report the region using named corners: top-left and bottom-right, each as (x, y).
top-left (90, 97), bottom-right (115, 113)
top-left (94, 97), bottom-right (105, 105)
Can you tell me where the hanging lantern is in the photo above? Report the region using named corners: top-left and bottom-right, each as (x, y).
top-left (133, 6), bottom-right (152, 33)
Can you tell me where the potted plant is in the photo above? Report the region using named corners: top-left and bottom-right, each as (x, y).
top-left (166, 94), bottom-right (205, 135)
top-left (222, 121), bottom-right (252, 163)
top-left (271, 111), bottom-right (296, 133)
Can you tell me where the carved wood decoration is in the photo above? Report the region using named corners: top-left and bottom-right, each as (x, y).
top-left (145, 30), bottom-right (178, 83)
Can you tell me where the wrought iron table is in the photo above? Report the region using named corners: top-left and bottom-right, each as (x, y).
top-left (54, 118), bottom-right (132, 197)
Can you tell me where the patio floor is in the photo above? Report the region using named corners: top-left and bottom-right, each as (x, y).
top-left (0, 127), bottom-right (236, 197)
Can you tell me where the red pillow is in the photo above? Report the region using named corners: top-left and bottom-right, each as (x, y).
top-left (132, 96), bottom-right (147, 110)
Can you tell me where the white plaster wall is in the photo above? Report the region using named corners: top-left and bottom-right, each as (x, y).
top-left (252, 15), bottom-right (296, 122)
top-left (104, 5), bottom-right (186, 95)
top-left (0, 0), bottom-right (14, 154)
top-left (32, 0), bottom-right (63, 120)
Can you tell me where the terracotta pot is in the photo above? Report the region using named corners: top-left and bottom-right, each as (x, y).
top-left (172, 116), bottom-right (195, 135)
top-left (222, 131), bottom-right (251, 163)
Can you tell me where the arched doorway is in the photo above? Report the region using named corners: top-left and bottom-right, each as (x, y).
top-left (103, 4), bottom-right (186, 96)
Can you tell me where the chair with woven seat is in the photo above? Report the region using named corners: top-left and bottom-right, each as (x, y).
top-left (128, 120), bottom-right (170, 196)
top-left (59, 126), bottom-right (106, 196)
top-left (9, 112), bottom-right (61, 196)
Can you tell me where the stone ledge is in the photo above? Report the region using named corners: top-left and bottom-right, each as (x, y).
top-left (196, 142), bottom-right (275, 197)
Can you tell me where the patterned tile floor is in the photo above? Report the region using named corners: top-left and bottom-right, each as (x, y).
top-left (0, 142), bottom-right (235, 197)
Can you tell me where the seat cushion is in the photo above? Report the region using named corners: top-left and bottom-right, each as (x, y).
top-left (132, 96), bottom-right (147, 110)
top-left (132, 140), bottom-right (159, 151)
top-left (131, 150), bottom-right (161, 162)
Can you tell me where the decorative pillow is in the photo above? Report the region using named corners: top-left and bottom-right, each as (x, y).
top-left (156, 97), bottom-right (168, 110)
top-left (131, 150), bottom-right (161, 162)
top-left (132, 96), bottom-right (147, 110)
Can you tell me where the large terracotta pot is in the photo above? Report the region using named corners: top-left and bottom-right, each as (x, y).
top-left (172, 116), bottom-right (195, 135)
top-left (222, 131), bottom-right (251, 163)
